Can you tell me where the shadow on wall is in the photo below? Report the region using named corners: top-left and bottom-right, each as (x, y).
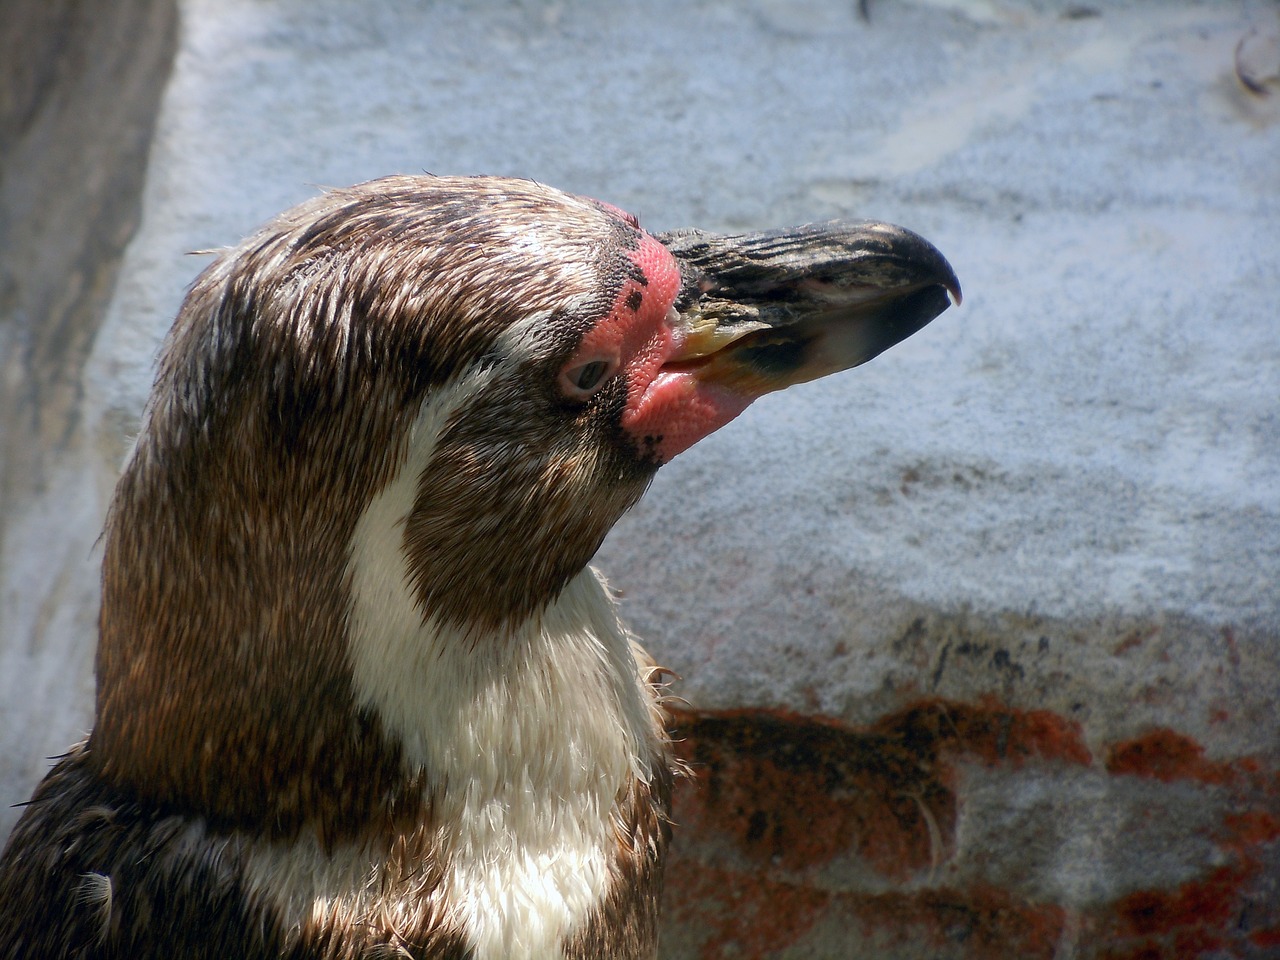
top-left (0, 0), bottom-right (179, 838)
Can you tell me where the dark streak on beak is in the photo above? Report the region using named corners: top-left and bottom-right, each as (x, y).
top-left (658, 220), bottom-right (960, 391)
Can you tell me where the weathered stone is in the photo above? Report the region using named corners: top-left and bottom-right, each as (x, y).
top-left (1, 1), bottom-right (1276, 955)
top-left (0, 0), bottom-right (178, 831)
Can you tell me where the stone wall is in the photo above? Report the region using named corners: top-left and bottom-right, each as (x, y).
top-left (0, 0), bottom-right (177, 834)
top-left (1, 1), bottom-right (1276, 956)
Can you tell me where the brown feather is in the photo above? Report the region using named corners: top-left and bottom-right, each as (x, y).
top-left (1, 176), bottom-right (677, 958)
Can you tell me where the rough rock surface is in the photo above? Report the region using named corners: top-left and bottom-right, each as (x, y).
top-left (0, 0), bottom-right (178, 836)
top-left (2, 1), bottom-right (1277, 956)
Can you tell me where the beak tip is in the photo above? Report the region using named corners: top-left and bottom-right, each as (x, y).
top-left (923, 240), bottom-right (961, 309)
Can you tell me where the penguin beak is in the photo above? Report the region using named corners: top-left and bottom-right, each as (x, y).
top-left (658, 221), bottom-right (961, 397)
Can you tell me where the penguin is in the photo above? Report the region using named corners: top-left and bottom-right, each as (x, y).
top-left (0, 175), bottom-right (958, 959)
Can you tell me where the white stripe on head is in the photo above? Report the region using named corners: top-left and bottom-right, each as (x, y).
top-left (344, 368), bottom-right (657, 959)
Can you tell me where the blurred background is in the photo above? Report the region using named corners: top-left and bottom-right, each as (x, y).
top-left (2, 0), bottom-right (1278, 955)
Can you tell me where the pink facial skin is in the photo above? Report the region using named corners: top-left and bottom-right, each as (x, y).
top-left (562, 229), bottom-right (754, 464)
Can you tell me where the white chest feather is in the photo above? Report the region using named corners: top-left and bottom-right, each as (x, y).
top-left (340, 378), bottom-right (656, 959)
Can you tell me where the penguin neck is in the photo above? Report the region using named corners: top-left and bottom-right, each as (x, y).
top-left (331, 439), bottom-right (663, 959)
top-left (91, 371), bottom-right (658, 851)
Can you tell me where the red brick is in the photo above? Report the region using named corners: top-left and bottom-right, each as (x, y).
top-left (1106, 729), bottom-right (1234, 786)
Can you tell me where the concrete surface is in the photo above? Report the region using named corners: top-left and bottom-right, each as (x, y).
top-left (1, 0), bottom-right (1277, 956)
top-left (0, 0), bottom-right (178, 837)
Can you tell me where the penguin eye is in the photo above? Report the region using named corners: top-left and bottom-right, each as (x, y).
top-left (559, 356), bottom-right (618, 401)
